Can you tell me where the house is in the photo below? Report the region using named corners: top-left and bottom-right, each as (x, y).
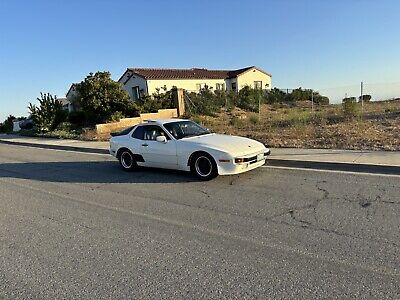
top-left (118, 66), bottom-right (272, 101)
top-left (64, 83), bottom-right (80, 112)
top-left (66, 83), bottom-right (79, 101)
top-left (58, 97), bottom-right (73, 112)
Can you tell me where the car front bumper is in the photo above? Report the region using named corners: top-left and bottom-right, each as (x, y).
top-left (217, 148), bottom-right (270, 175)
top-left (217, 158), bottom-right (266, 175)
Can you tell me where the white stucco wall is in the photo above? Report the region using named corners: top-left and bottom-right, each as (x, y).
top-left (66, 87), bottom-right (78, 100)
top-left (122, 75), bottom-right (148, 100)
top-left (236, 68), bottom-right (272, 90)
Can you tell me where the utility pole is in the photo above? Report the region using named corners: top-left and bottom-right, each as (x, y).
top-left (311, 89), bottom-right (314, 112)
top-left (360, 81), bottom-right (364, 115)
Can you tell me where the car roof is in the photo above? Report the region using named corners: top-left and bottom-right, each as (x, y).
top-left (141, 118), bottom-right (188, 126)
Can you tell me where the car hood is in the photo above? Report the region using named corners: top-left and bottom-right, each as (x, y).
top-left (182, 133), bottom-right (266, 156)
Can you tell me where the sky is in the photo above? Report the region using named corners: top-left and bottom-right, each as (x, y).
top-left (0, 0), bottom-right (399, 121)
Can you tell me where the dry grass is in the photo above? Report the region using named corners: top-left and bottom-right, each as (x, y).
top-left (195, 100), bottom-right (400, 151)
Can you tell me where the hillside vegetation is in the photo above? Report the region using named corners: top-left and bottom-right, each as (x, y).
top-left (192, 100), bottom-right (400, 151)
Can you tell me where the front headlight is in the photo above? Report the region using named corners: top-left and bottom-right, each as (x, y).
top-left (235, 158), bottom-right (245, 164)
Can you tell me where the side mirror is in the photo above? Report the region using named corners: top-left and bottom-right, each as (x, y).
top-left (156, 135), bottom-right (167, 143)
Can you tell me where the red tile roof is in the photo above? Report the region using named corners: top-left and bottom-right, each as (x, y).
top-left (124, 66), bottom-right (269, 80)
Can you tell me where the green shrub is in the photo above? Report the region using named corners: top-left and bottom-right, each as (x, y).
top-left (249, 114), bottom-right (260, 125)
top-left (186, 87), bottom-right (223, 116)
top-left (28, 93), bottom-right (67, 132)
top-left (140, 97), bottom-right (163, 112)
top-left (359, 94), bottom-right (372, 102)
top-left (226, 90), bottom-right (238, 109)
top-left (109, 111), bottom-right (125, 122)
top-left (230, 116), bottom-right (245, 127)
top-left (56, 122), bottom-right (74, 131)
top-left (342, 97), bottom-right (359, 117)
top-left (237, 86), bottom-right (263, 112)
top-left (265, 88), bottom-right (286, 104)
top-left (265, 88), bottom-right (329, 105)
top-left (0, 115), bottom-right (16, 133)
top-left (68, 111), bottom-right (86, 127)
top-left (149, 88), bottom-right (175, 109)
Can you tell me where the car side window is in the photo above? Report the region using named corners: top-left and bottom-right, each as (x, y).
top-left (131, 126), bottom-right (145, 140)
top-left (143, 125), bottom-right (170, 141)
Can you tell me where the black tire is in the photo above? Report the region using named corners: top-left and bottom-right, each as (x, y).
top-left (190, 152), bottom-right (218, 181)
top-left (118, 149), bottom-right (138, 171)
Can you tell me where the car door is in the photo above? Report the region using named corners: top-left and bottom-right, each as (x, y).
top-left (139, 125), bottom-right (178, 169)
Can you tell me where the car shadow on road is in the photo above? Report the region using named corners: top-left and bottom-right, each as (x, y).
top-left (0, 161), bottom-right (202, 184)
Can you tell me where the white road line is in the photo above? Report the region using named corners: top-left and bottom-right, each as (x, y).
top-left (262, 165), bottom-right (400, 178)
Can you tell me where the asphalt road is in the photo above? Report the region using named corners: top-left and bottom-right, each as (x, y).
top-left (0, 144), bottom-right (399, 299)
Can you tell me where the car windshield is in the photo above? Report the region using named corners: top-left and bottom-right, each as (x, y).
top-left (164, 121), bottom-right (210, 140)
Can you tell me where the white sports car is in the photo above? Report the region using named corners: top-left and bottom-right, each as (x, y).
top-left (109, 119), bottom-right (270, 180)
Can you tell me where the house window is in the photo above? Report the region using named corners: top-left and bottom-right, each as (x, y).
top-left (132, 86), bottom-right (140, 100)
top-left (196, 83), bottom-right (208, 91)
top-left (216, 83), bottom-right (225, 91)
top-left (254, 81), bottom-right (262, 89)
top-left (231, 82), bottom-right (237, 90)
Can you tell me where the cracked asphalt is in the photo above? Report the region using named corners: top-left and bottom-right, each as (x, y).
top-left (0, 144), bottom-right (399, 299)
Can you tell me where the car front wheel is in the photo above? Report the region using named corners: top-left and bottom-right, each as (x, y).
top-left (118, 149), bottom-right (138, 171)
top-left (191, 153), bottom-right (218, 180)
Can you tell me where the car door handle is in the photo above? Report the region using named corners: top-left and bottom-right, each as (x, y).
top-left (142, 143), bottom-right (148, 147)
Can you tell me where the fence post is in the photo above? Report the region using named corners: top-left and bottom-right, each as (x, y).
top-left (172, 88), bottom-right (185, 117)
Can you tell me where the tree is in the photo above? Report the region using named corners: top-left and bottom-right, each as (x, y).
top-left (28, 93), bottom-right (66, 132)
top-left (265, 88), bottom-right (295, 104)
top-left (75, 71), bottom-right (139, 124)
top-left (265, 87), bottom-right (329, 105)
top-left (359, 94), bottom-right (372, 102)
top-left (0, 115), bottom-right (16, 133)
top-left (291, 88), bottom-right (311, 102)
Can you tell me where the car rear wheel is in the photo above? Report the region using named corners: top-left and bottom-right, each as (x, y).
top-left (118, 149), bottom-right (138, 171)
top-left (191, 153), bottom-right (218, 180)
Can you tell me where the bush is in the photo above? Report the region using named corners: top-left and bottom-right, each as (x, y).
top-left (109, 111), bottom-right (125, 122)
top-left (140, 97), bottom-right (163, 113)
top-left (359, 94), bottom-right (372, 102)
top-left (0, 115), bottom-right (16, 133)
top-left (314, 95), bottom-right (330, 105)
top-left (151, 87), bottom-right (175, 109)
top-left (56, 122), bottom-right (74, 131)
top-left (28, 93), bottom-right (67, 132)
top-left (265, 88), bottom-right (330, 105)
top-left (186, 87), bottom-right (223, 116)
top-left (226, 90), bottom-right (238, 110)
top-left (265, 88), bottom-right (287, 104)
top-left (230, 116), bottom-right (246, 128)
top-left (249, 114), bottom-right (260, 125)
top-left (342, 97), bottom-right (359, 117)
top-left (68, 111), bottom-right (86, 127)
top-left (237, 86), bottom-right (263, 112)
